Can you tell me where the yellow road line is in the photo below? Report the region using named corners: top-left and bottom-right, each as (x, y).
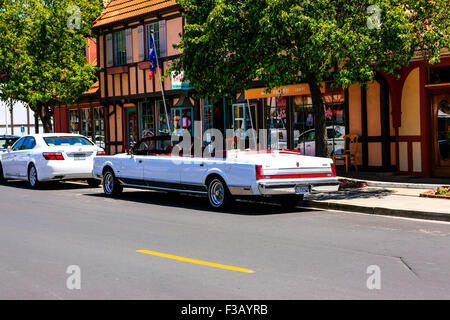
top-left (136, 250), bottom-right (254, 273)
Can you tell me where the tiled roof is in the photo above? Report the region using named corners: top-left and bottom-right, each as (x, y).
top-left (93, 0), bottom-right (179, 28)
top-left (85, 81), bottom-right (99, 95)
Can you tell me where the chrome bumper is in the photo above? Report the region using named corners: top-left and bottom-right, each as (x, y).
top-left (258, 179), bottom-right (339, 195)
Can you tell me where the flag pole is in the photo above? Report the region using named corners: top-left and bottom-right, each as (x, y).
top-left (151, 30), bottom-right (171, 134)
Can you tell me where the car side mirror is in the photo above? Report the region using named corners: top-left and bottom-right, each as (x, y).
top-left (7, 146), bottom-right (12, 153)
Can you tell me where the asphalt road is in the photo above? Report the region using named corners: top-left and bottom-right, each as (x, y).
top-left (1, 180), bottom-right (450, 299)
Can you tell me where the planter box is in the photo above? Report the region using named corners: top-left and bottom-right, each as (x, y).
top-left (420, 186), bottom-right (450, 199)
top-left (338, 179), bottom-right (367, 190)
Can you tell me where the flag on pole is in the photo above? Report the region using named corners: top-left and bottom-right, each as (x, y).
top-left (148, 35), bottom-right (157, 81)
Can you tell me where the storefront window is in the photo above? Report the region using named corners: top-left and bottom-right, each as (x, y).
top-left (141, 101), bottom-right (155, 137)
top-left (157, 99), bottom-right (172, 136)
top-left (203, 104), bottom-right (214, 147)
top-left (437, 99), bottom-right (450, 161)
top-left (69, 109), bottom-right (80, 134)
top-left (324, 85), bottom-right (346, 156)
top-left (69, 107), bottom-right (104, 147)
top-left (266, 97), bottom-right (288, 150)
top-left (126, 108), bottom-right (138, 147)
top-left (172, 107), bottom-right (193, 136)
top-left (429, 66), bottom-right (450, 84)
top-left (80, 108), bottom-right (93, 139)
top-left (203, 105), bottom-right (213, 132)
top-left (231, 103), bottom-right (257, 149)
top-left (292, 84), bottom-right (346, 156)
top-left (203, 101), bottom-right (226, 151)
top-left (293, 95), bottom-right (315, 155)
top-left (93, 107), bottom-right (105, 149)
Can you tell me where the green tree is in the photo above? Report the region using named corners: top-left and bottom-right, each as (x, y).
top-left (0, 0), bottom-right (104, 132)
top-left (173, 0), bottom-right (450, 156)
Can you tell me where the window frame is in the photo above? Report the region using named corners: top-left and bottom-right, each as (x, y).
top-left (145, 22), bottom-right (160, 60)
top-left (157, 99), bottom-right (173, 135)
top-left (11, 137), bottom-right (26, 151)
top-left (22, 137), bottom-right (36, 150)
top-left (43, 136), bottom-right (94, 147)
top-left (114, 29), bottom-right (127, 66)
top-left (141, 101), bottom-right (156, 138)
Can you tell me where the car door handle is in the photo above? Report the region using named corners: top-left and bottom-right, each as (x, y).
top-left (200, 163), bottom-right (204, 167)
top-left (138, 160), bottom-right (143, 163)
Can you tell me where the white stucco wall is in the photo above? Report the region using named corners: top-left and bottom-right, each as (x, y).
top-left (0, 100), bottom-right (44, 136)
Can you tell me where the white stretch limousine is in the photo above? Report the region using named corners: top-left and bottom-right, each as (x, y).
top-left (93, 136), bottom-right (339, 209)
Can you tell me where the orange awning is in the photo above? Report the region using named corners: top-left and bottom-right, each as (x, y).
top-left (245, 83), bottom-right (325, 100)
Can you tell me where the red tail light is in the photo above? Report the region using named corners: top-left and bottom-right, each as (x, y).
top-left (331, 163), bottom-right (336, 176)
top-left (43, 152), bottom-right (65, 160)
top-left (255, 165), bottom-right (264, 180)
top-left (96, 150), bottom-right (107, 156)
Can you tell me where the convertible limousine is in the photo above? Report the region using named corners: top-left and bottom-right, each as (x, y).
top-left (92, 136), bottom-right (339, 210)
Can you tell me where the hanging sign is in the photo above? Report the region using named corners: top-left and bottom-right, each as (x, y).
top-left (171, 72), bottom-right (194, 90)
top-left (245, 82), bottom-right (325, 100)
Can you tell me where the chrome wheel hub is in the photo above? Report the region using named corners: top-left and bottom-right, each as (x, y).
top-left (104, 173), bottom-right (114, 194)
top-left (209, 180), bottom-right (224, 207)
top-left (29, 167), bottom-right (37, 186)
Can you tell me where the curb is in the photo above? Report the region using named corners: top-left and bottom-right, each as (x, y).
top-left (302, 200), bottom-right (450, 222)
top-left (337, 177), bottom-right (441, 190)
top-left (365, 181), bottom-right (441, 190)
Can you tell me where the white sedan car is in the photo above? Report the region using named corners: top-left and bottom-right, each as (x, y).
top-left (93, 136), bottom-right (339, 210)
top-left (0, 133), bottom-right (106, 188)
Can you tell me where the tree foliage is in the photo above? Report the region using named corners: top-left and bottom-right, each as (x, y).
top-left (172, 0), bottom-right (450, 156)
top-left (0, 0), bottom-right (104, 132)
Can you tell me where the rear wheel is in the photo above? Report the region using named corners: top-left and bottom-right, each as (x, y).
top-left (276, 194), bottom-right (304, 210)
top-left (102, 168), bottom-right (122, 197)
top-left (207, 177), bottom-right (232, 210)
top-left (0, 162), bottom-right (6, 184)
top-left (28, 164), bottom-right (40, 189)
top-left (87, 179), bottom-right (101, 188)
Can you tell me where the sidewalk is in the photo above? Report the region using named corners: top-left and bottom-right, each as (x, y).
top-left (303, 173), bottom-right (450, 222)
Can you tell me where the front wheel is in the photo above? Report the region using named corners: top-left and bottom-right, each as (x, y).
top-left (102, 169), bottom-right (122, 197)
top-left (207, 177), bottom-right (232, 210)
top-left (0, 162), bottom-right (6, 184)
top-left (275, 194), bottom-right (304, 210)
top-left (28, 164), bottom-right (40, 189)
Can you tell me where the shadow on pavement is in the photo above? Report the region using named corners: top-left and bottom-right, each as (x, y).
top-left (337, 169), bottom-right (450, 185)
top-left (0, 180), bottom-right (94, 191)
top-left (306, 188), bottom-right (394, 201)
top-left (85, 190), bottom-right (321, 216)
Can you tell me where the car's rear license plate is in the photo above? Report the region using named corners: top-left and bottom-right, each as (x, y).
top-left (295, 185), bottom-right (309, 194)
top-left (74, 154), bottom-right (86, 160)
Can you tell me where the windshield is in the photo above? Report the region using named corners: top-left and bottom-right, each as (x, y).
top-left (0, 137), bottom-right (19, 149)
top-left (44, 136), bottom-right (93, 147)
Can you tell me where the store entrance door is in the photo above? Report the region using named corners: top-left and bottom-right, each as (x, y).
top-left (126, 107), bottom-right (138, 149)
top-left (431, 92), bottom-right (450, 176)
top-left (172, 106), bottom-right (193, 136)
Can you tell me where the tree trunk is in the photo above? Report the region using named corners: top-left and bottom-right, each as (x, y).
top-left (308, 76), bottom-right (328, 158)
top-left (34, 102), bottom-right (53, 133)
